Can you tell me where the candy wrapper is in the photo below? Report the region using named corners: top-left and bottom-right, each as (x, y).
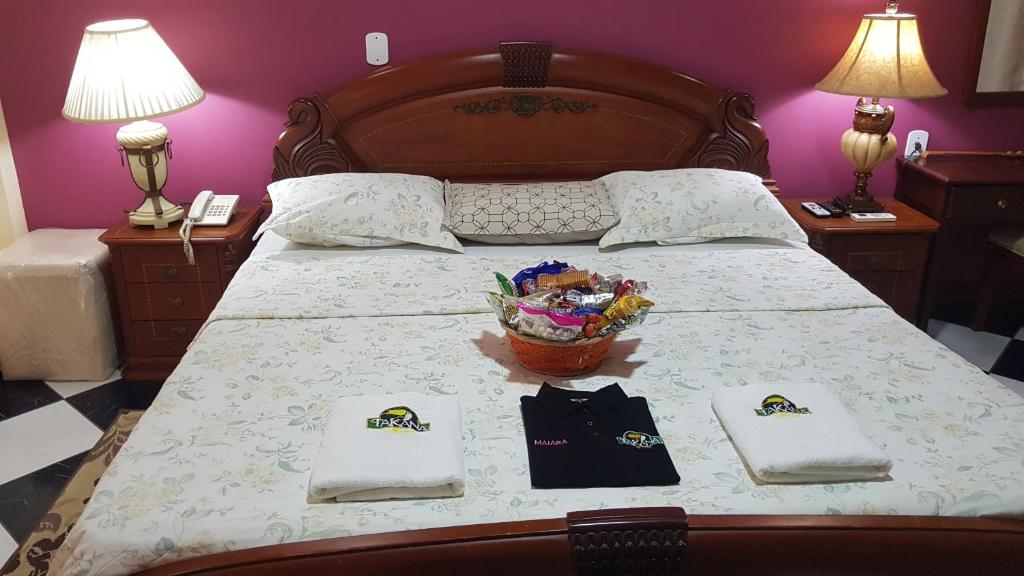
top-left (486, 260), bottom-right (654, 342)
top-left (512, 261), bottom-right (569, 295)
top-left (516, 302), bottom-right (585, 341)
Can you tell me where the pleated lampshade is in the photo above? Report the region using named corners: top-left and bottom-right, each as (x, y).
top-left (816, 10), bottom-right (947, 99)
top-left (62, 19), bottom-right (205, 123)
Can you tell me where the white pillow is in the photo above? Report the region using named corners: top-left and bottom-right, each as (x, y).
top-left (598, 168), bottom-right (807, 248)
top-left (256, 173), bottom-right (463, 252)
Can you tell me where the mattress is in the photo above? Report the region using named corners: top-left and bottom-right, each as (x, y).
top-left (54, 236), bottom-right (1024, 576)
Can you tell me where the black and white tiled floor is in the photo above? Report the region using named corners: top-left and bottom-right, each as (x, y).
top-left (0, 370), bottom-right (162, 562)
top-left (1, 322), bottom-right (1023, 564)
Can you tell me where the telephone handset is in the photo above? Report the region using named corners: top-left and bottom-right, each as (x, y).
top-left (179, 191), bottom-right (239, 264)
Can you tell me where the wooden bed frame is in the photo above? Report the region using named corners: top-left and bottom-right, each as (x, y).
top-left (163, 44), bottom-right (1023, 575)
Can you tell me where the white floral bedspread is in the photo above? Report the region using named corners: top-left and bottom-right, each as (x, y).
top-left (207, 249), bottom-right (886, 321)
top-left (55, 248), bottom-right (1024, 576)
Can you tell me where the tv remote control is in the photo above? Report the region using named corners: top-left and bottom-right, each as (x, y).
top-left (818, 201), bottom-right (847, 217)
top-left (801, 202), bottom-right (831, 218)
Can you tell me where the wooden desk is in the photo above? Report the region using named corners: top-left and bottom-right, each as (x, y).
top-left (783, 198), bottom-right (938, 324)
top-left (895, 154), bottom-right (1024, 327)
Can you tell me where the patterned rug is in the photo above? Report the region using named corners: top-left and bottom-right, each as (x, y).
top-left (1, 410), bottom-right (142, 576)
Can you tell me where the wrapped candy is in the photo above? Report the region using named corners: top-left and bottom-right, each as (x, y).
top-left (485, 292), bottom-right (506, 323)
top-left (563, 290), bottom-right (614, 311)
top-left (512, 261), bottom-right (569, 294)
top-left (516, 302), bottom-right (585, 341)
top-left (492, 262), bottom-right (653, 342)
top-left (605, 307), bottom-right (650, 333)
top-left (537, 269), bottom-right (593, 291)
top-left (600, 295), bottom-right (654, 335)
top-left (495, 272), bottom-right (519, 297)
top-left (591, 273), bottom-right (623, 295)
top-left (604, 295), bottom-right (655, 323)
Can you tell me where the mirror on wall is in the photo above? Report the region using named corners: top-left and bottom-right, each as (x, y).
top-left (967, 0), bottom-right (1024, 107)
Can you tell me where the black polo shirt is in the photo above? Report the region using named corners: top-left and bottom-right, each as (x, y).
top-left (520, 383), bottom-right (680, 488)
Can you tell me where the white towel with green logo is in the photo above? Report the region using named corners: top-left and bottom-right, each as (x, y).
top-left (712, 384), bottom-right (892, 483)
top-left (309, 393), bottom-right (465, 501)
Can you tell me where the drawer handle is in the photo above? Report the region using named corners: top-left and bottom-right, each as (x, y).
top-left (165, 267), bottom-right (180, 278)
top-left (867, 255), bottom-right (882, 267)
top-left (997, 199), bottom-right (1008, 209)
top-left (170, 327), bottom-right (188, 338)
top-left (168, 296), bottom-right (184, 308)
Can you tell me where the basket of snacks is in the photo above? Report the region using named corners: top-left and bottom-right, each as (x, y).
top-left (486, 261), bottom-right (653, 376)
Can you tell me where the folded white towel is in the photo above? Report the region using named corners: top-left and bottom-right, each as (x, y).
top-left (712, 384), bottom-right (892, 483)
top-left (309, 393), bottom-right (465, 502)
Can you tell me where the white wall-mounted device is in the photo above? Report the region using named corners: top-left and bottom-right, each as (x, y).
top-left (365, 32), bottom-right (388, 66)
top-left (905, 130), bottom-right (929, 158)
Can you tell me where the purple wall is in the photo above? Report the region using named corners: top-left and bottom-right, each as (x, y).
top-left (1, 0), bottom-right (1022, 230)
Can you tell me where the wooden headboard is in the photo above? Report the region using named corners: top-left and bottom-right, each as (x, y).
top-left (271, 42), bottom-right (776, 192)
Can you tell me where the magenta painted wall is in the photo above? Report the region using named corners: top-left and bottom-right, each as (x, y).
top-left (1, 0), bottom-right (1022, 230)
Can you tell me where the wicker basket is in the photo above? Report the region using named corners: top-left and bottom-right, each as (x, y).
top-left (504, 326), bottom-right (617, 376)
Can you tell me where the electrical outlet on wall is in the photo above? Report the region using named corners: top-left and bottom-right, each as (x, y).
top-left (365, 32), bottom-right (388, 65)
top-left (905, 130), bottom-right (929, 157)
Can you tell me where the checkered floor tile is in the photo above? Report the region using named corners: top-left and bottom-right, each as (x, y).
top-left (0, 370), bottom-right (162, 561)
top-left (1, 322), bottom-right (1023, 564)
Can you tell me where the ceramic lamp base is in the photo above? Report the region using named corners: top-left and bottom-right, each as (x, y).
top-left (128, 195), bottom-right (185, 229)
top-left (117, 120), bottom-right (184, 229)
top-left (834, 99), bottom-right (898, 214)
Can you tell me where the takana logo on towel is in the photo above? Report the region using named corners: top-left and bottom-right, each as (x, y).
top-left (616, 430), bottom-right (664, 449)
top-left (754, 394), bottom-right (811, 417)
top-left (366, 406), bottom-right (431, 432)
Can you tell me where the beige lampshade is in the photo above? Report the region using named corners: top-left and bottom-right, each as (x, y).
top-left (816, 10), bottom-right (947, 99)
top-left (63, 19), bottom-right (204, 123)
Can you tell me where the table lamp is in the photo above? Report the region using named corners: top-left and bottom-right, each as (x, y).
top-left (816, 1), bottom-right (946, 213)
top-left (63, 19), bottom-right (204, 228)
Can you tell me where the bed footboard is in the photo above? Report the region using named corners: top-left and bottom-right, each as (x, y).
top-left (139, 510), bottom-right (1024, 576)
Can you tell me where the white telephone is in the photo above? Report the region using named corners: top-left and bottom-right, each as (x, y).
top-left (179, 191), bottom-right (239, 264)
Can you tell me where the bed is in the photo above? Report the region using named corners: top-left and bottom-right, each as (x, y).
top-left (54, 44), bottom-right (1024, 576)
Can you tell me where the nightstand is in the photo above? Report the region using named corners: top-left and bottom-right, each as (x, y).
top-left (100, 206), bottom-right (262, 381)
top-left (782, 198), bottom-right (939, 325)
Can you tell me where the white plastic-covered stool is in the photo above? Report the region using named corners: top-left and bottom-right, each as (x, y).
top-left (0, 229), bottom-right (118, 380)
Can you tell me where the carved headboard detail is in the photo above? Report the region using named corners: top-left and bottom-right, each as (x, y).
top-left (499, 41), bottom-right (553, 87)
top-left (272, 44), bottom-right (776, 193)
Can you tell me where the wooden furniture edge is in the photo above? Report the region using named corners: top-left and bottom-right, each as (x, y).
top-left (99, 206), bottom-right (263, 246)
top-left (138, 511), bottom-right (1024, 576)
top-left (782, 198), bottom-right (940, 235)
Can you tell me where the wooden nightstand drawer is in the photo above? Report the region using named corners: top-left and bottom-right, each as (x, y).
top-left (829, 234), bottom-right (931, 272)
top-left (783, 198), bottom-right (938, 326)
top-left (121, 245), bottom-right (220, 283)
top-left (131, 320), bottom-right (203, 357)
top-left (946, 186), bottom-right (1024, 223)
top-left (848, 270), bottom-right (924, 320)
top-left (101, 206), bottom-right (262, 380)
top-left (126, 283), bottom-right (221, 321)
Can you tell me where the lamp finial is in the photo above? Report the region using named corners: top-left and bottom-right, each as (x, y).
top-left (885, 1), bottom-right (899, 15)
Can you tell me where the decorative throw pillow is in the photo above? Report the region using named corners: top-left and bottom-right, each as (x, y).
top-left (256, 173), bottom-right (463, 252)
top-left (443, 181), bottom-right (619, 244)
top-left (598, 168), bottom-right (807, 248)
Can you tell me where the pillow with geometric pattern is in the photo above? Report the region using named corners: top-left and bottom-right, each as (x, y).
top-left (443, 181), bottom-right (619, 244)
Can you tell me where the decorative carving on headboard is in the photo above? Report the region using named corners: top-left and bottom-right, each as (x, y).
top-left (453, 94), bottom-right (597, 117)
top-left (567, 507), bottom-right (688, 576)
top-left (697, 92), bottom-right (772, 179)
top-left (500, 42), bottom-right (553, 88)
top-left (271, 95), bottom-right (353, 181)
top-left (270, 46), bottom-right (779, 191)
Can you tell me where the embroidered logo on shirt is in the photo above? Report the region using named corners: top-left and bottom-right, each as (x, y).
top-left (366, 406), bottom-right (431, 432)
top-left (616, 430), bottom-right (664, 449)
top-left (534, 439), bottom-right (569, 446)
top-left (754, 395), bottom-right (811, 417)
